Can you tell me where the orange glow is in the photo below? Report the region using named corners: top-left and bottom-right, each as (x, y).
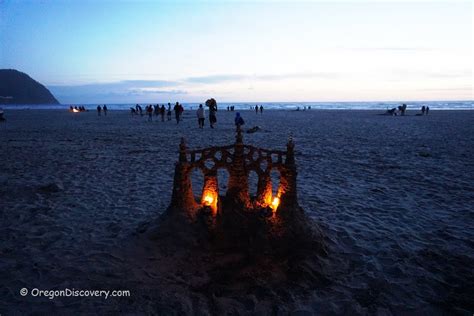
top-left (202, 190), bottom-right (218, 213)
top-left (271, 197), bottom-right (280, 211)
top-left (72, 108), bottom-right (80, 113)
top-left (264, 192), bottom-right (273, 206)
top-left (203, 194), bottom-right (214, 205)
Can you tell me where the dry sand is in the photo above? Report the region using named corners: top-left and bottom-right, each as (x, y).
top-left (0, 109), bottom-right (473, 314)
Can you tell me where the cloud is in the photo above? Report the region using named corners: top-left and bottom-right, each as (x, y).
top-left (48, 79), bottom-right (186, 103)
top-left (128, 88), bottom-right (187, 95)
top-left (185, 74), bottom-right (248, 84)
top-left (184, 72), bottom-right (338, 84)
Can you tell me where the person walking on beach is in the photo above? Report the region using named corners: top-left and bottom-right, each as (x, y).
top-left (260, 105), bottom-right (263, 114)
top-left (206, 98), bottom-right (217, 128)
top-left (147, 105), bottom-right (153, 121)
top-left (174, 102), bottom-right (182, 124)
top-left (426, 106), bottom-right (430, 115)
top-left (160, 104), bottom-right (166, 122)
top-left (167, 103), bottom-right (172, 121)
top-left (103, 104), bottom-right (108, 116)
top-left (136, 104), bottom-right (143, 116)
top-left (255, 105), bottom-right (258, 114)
top-left (97, 105), bottom-right (102, 116)
top-left (421, 106), bottom-right (426, 115)
top-left (197, 104), bottom-right (205, 128)
top-left (234, 112), bottom-right (245, 127)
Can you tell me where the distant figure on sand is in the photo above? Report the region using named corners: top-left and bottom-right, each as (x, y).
top-left (0, 107), bottom-right (5, 122)
top-left (147, 105), bottom-right (153, 121)
top-left (97, 105), bottom-right (101, 116)
top-left (247, 126), bottom-right (261, 133)
top-left (260, 105), bottom-right (263, 114)
top-left (398, 104), bottom-right (407, 116)
top-left (426, 106), bottom-right (430, 115)
top-left (421, 106), bottom-right (426, 115)
top-left (206, 98), bottom-right (218, 128)
top-left (160, 105), bottom-right (165, 122)
top-left (234, 112), bottom-right (245, 127)
top-left (167, 104), bottom-right (172, 121)
top-left (174, 102), bottom-right (183, 124)
top-left (255, 105), bottom-right (258, 114)
top-left (136, 104), bottom-right (143, 116)
top-left (197, 104), bottom-right (205, 128)
top-left (103, 105), bottom-right (107, 116)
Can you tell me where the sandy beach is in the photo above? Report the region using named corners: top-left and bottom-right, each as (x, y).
top-left (1, 109), bottom-right (473, 314)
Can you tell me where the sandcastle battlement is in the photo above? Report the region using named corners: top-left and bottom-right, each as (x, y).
top-left (169, 126), bottom-right (298, 216)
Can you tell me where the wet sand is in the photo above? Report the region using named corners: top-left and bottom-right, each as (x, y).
top-left (0, 109), bottom-right (473, 314)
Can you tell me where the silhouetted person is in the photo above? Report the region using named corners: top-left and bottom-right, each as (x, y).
top-left (426, 106), bottom-right (430, 115)
top-left (234, 112), bottom-right (245, 127)
top-left (421, 106), bottom-right (426, 115)
top-left (260, 105), bottom-right (263, 114)
top-left (204, 98), bottom-right (218, 128)
top-left (160, 105), bottom-right (165, 122)
top-left (136, 104), bottom-right (143, 116)
top-left (130, 107), bottom-right (136, 115)
top-left (147, 105), bottom-right (153, 121)
top-left (154, 104), bottom-right (159, 116)
top-left (167, 104), bottom-right (172, 121)
top-left (103, 104), bottom-right (107, 116)
top-left (255, 105), bottom-right (258, 114)
top-left (174, 102), bottom-right (181, 124)
top-left (0, 107), bottom-right (5, 122)
top-left (197, 104), bottom-right (205, 128)
top-left (97, 105), bottom-right (101, 116)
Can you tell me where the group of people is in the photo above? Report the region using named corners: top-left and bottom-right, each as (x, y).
top-left (69, 105), bottom-right (87, 112)
top-left (296, 106), bottom-right (311, 111)
top-left (196, 99), bottom-right (218, 128)
top-left (384, 104), bottom-right (432, 116)
top-left (195, 98), bottom-right (247, 129)
top-left (69, 100), bottom-right (263, 129)
top-left (96, 105), bottom-right (108, 116)
top-left (385, 104), bottom-right (407, 116)
top-left (255, 105), bottom-right (264, 114)
top-left (420, 106), bottom-right (430, 115)
top-left (130, 103), bottom-right (184, 123)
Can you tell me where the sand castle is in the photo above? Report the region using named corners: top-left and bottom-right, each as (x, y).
top-left (153, 125), bottom-right (325, 258)
top-left (169, 126), bottom-right (298, 217)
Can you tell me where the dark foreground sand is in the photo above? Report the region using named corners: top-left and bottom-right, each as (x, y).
top-left (0, 109), bottom-right (473, 314)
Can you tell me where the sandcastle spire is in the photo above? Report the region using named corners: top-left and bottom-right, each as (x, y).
top-left (235, 125), bottom-right (243, 144)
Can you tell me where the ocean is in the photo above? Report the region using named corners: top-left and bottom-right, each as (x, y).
top-left (1, 100), bottom-right (473, 111)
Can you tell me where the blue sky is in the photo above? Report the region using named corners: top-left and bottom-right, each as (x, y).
top-left (1, 0), bottom-right (472, 103)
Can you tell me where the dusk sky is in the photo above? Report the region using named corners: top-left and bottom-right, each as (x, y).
top-left (1, 0), bottom-right (472, 103)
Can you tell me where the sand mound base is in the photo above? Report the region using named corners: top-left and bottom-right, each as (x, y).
top-left (138, 200), bottom-right (329, 314)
